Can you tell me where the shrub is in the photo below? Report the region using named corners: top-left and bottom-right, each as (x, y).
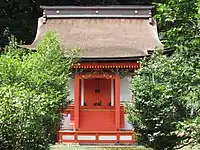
top-left (0, 32), bottom-right (78, 150)
top-left (126, 0), bottom-right (200, 149)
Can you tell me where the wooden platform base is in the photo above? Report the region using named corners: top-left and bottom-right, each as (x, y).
top-left (58, 130), bottom-right (135, 144)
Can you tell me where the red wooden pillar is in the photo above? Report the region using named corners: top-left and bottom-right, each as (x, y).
top-left (74, 74), bottom-right (80, 130)
top-left (115, 74), bottom-right (120, 130)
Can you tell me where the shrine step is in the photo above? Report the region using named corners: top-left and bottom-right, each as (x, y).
top-left (58, 130), bottom-right (135, 144)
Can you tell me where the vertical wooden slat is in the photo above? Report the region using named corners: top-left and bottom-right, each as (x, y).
top-left (74, 74), bottom-right (80, 130)
top-left (115, 75), bottom-right (120, 130)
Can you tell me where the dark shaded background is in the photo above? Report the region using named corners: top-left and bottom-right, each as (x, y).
top-left (0, 0), bottom-right (163, 48)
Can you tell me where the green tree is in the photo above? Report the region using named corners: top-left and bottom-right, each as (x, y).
top-left (126, 0), bottom-right (200, 149)
top-left (0, 32), bottom-right (78, 150)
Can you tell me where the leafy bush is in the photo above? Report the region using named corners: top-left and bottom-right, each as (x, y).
top-left (126, 0), bottom-right (200, 149)
top-left (126, 52), bottom-right (188, 150)
top-left (0, 32), bottom-right (78, 150)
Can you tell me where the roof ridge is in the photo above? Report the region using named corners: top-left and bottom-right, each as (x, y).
top-left (41, 5), bottom-right (154, 19)
top-left (40, 5), bottom-right (154, 10)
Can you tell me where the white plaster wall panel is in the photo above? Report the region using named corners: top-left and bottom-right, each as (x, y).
top-left (62, 135), bottom-right (74, 140)
top-left (120, 136), bottom-right (132, 141)
top-left (78, 136), bottom-right (96, 140)
top-left (60, 113), bottom-right (71, 129)
top-left (81, 79), bottom-right (84, 106)
top-left (120, 75), bottom-right (132, 103)
top-left (68, 79), bottom-right (74, 102)
top-left (124, 114), bottom-right (133, 130)
top-left (99, 136), bottom-right (117, 140)
top-left (70, 77), bottom-right (132, 103)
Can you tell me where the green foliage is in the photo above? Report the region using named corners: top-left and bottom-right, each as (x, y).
top-left (126, 52), bottom-right (188, 150)
top-left (0, 32), bottom-right (78, 150)
top-left (126, 0), bottom-right (200, 149)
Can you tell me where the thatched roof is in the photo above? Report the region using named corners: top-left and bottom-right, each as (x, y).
top-left (26, 6), bottom-right (162, 58)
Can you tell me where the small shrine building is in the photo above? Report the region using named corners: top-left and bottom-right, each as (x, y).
top-left (28, 5), bottom-right (161, 144)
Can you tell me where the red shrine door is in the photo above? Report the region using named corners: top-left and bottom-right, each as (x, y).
top-left (84, 79), bottom-right (111, 106)
top-left (79, 78), bottom-right (116, 131)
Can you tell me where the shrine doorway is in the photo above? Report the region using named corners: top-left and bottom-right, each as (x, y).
top-left (79, 78), bottom-right (116, 131)
top-left (84, 78), bottom-right (111, 107)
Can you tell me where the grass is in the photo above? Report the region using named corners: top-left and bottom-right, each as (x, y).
top-left (51, 144), bottom-right (200, 150)
top-left (51, 145), bottom-right (200, 150)
top-left (51, 145), bottom-right (149, 150)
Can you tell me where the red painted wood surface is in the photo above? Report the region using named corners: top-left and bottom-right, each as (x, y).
top-left (81, 79), bottom-right (113, 131)
top-left (84, 79), bottom-right (111, 107)
top-left (63, 105), bottom-right (125, 130)
top-left (115, 75), bottom-right (120, 130)
top-left (71, 73), bottom-right (122, 132)
top-left (79, 109), bottom-right (116, 131)
top-left (74, 75), bottom-right (80, 129)
top-left (58, 130), bottom-right (136, 144)
top-left (84, 79), bottom-right (97, 106)
top-left (72, 62), bottom-right (140, 69)
top-left (99, 79), bottom-right (111, 106)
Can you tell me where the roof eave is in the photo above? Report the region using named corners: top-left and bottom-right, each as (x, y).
top-left (45, 14), bottom-right (151, 19)
top-left (80, 56), bottom-right (144, 62)
top-left (41, 5), bottom-right (153, 19)
top-left (40, 5), bottom-right (155, 10)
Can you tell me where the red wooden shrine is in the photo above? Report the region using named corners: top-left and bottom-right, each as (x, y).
top-left (59, 63), bottom-right (136, 144)
top-left (27, 5), bottom-right (162, 144)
